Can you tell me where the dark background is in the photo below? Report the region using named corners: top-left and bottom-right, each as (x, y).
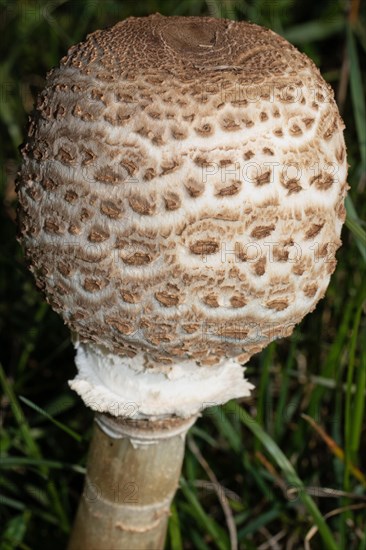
top-left (0, 1), bottom-right (365, 548)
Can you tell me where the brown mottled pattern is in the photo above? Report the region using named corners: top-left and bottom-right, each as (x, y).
top-left (17, 14), bottom-right (348, 367)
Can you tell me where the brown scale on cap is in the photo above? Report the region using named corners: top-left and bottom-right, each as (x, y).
top-left (17, 14), bottom-right (348, 366)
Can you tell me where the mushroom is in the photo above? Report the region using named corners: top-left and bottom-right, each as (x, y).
top-left (16, 14), bottom-right (348, 549)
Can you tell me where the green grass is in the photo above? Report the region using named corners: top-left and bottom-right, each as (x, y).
top-left (1, 0), bottom-right (366, 548)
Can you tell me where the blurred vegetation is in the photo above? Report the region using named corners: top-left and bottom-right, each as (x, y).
top-left (0, 0), bottom-right (366, 548)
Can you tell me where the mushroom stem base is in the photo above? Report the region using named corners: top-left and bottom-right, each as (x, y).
top-left (67, 413), bottom-right (197, 550)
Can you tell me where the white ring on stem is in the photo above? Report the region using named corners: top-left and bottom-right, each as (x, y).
top-left (69, 341), bottom-right (255, 420)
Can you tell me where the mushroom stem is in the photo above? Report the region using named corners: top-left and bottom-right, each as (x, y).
top-left (67, 413), bottom-right (197, 550)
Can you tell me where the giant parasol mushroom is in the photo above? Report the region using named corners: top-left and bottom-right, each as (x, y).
top-left (17, 14), bottom-right (348, 549)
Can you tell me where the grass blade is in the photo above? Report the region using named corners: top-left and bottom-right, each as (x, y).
top-left (206, 403), bottom-right (242, 454)
top-left (238, 411), bottom-right (339, 550)
top-left (179, 477), bottom-right (229, 550)
top-left (0, 363), bottom-right (42, 460)
top-left (350, 326), bottom-right (366, 454)
top-left (283, 18), bottom-right (344, 44)
top-left (168, 502), bottom-right (183, 550)
top-left (19, 396), bottom-right (82, 442)
top-left (344, 298), bottom-right (365, 475)
top-left (301, 414), bottom-right (366, 486)
top-left (347, 24), bottom-right (366, 172)
top-left (0, 457), bottom-right (85, 474)
top-left (0, 363), bottom-right (70, 532)
top-left (345, 195), bottom-right (366, 263)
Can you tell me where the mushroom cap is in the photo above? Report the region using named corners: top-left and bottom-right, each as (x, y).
top-left (17, 14), bottom-right (348, 368)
